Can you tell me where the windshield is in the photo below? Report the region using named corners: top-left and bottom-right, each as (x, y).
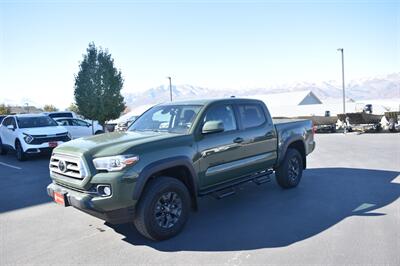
top-left (129, 105), bottom-right (202, 134)
top-left (17, 116), bottom-right (59, 128)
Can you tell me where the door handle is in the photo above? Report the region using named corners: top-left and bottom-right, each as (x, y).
top-left (233, 137), bottom-right (244, 143)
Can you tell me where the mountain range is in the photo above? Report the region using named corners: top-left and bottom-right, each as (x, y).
top-left (123, 73), bottom-right (400, 108)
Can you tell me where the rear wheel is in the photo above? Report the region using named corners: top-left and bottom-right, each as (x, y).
top-left (134, 176), bottom-right (190, 241)
top-left (0, 138), bottom-right (7, 155)
top-left (275, 148), bottom-right (303, 189)
top-left (95, 130), bottom-right (104, 135)
top-left (15, 140), bottom-right (26, 161)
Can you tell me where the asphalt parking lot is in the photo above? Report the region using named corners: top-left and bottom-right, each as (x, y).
top-left (1, 133), bottom-right (399, 265)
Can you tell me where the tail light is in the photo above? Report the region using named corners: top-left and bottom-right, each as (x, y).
top-left (312, 125), bottom-right (317, 135)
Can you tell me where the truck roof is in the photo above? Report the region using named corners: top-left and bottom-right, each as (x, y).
top-left (159, 97), bottom-right (263, 106)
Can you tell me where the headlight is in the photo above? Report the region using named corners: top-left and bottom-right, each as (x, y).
top-left (23, 133), bottom-right (34, 144)
top-left (93, 155), bottom-right (139, 172)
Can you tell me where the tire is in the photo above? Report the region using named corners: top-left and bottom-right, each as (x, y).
top-left (275, 148), bottom-right (303, 189)
top-left (0, 138), bottom-right (7, 155)
top-left (95, 130), bottom-right (104, 135)
top-left (373, 124), bottom-right (382, 132)
top-left (15, 140), bottom-right (26, 161)
top-left (389, 122), bottom-right (396, 132)
top-left (133, 176), bottom-right (191, 241)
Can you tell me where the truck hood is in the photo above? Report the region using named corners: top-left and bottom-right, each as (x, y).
top-left (54, 131), bottom-right (180, 157)
top-left (21, 126), bottom-right (68, 136)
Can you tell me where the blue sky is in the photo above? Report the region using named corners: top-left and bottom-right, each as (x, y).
top-left (0, 0), bottom-right (399, 108)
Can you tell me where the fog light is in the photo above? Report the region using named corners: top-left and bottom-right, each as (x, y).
top-left (97, 185), bottom-right (112, 196)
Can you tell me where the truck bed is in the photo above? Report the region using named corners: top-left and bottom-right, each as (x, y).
top-left (273, 118), bottom-right (309, 124)
top-left (273, 118), bottom-right (315, 165)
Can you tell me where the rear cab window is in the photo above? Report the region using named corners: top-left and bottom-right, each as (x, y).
top-left (238, 104), bottom-right (267, 129)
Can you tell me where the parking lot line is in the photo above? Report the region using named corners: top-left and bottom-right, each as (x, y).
top-left (0, 162), bottom-right (22, 170)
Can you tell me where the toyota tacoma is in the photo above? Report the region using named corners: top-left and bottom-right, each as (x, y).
top-left (47, 98), bottom-right (315, 240)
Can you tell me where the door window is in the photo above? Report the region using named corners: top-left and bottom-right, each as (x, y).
top-left (72, 119), bottom-right (90, 127)
top-left (238, 104), bottom-right (266, 129)
top-left (2, 117), bottom-right (12, 126)
top-left (57, 119), bottom-right (72, 126)
top-left (203, 105), bottom-right (237, 132)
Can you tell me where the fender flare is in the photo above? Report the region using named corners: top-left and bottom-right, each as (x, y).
top-left (277, 136), bottom-right (306, 168)
top-left (132, 156), bottom-right (199, 206)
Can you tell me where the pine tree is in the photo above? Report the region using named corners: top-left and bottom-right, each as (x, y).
top-left (74, 43), bottom-right (125, 126)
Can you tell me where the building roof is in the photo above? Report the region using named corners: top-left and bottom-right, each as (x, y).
top-left (251, 90), bottom-right (322, 106)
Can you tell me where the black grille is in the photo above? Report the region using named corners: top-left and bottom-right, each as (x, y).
top-left (31, 133), bottom-right (70, 144)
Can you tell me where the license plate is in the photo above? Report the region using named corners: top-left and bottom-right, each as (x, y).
top-left (54, 191), bottom-right (66, 206)
top-left (49, 141), bottom-right (58, 148)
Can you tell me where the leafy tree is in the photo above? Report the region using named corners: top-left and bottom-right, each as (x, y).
top-left (0, 104), bottom-right (11, 115)
top-left (43, 104), bottom-right (58, 112)
top-left (67, 103), bottom-right (80, 114)
top-left (74, 42), bottom-right (125, 126)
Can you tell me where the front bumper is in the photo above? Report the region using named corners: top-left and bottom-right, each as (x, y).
top-left (47, 182), bottom-right (135, 224)
top-left (23, 141), bottom-right (68, 154)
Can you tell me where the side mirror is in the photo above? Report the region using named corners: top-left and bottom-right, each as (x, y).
top-left (7, 125), bottom-right (15, 130)
top-left (202, 121), bottom-right (224, 134)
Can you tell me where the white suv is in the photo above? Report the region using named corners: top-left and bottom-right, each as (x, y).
top-left (0, 114), bottom-right (71, 161)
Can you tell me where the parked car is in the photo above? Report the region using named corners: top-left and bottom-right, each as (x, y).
top-left (47, 98), bottom-right (315, 240)
top-left (114, 115), bottom-right (138, 132)
top-left (0, 114), bottom-right (71, 161)
top-left (54, 117), bottom-right (104, 139)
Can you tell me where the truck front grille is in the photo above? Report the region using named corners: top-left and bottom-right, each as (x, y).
top-left (49, 153), bottom-right (88, 180)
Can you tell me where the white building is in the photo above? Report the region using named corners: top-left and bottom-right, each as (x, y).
top-left (252, 90), bottom-right (322, 107)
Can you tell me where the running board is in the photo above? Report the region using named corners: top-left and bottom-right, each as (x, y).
top-left (199, 169), bottom-right (273, 198)
top-left (213, 188), bottom-right (236, 199)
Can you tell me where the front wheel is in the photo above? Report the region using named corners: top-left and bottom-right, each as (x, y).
top-left (275, 148), bottom-right (303, 189)
top-left (15, 140), bottom-right (26, 161)
top-left (133, 176), bottom-right (191, 241)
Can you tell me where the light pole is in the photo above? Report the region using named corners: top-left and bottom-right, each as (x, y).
top-left (337, 48), bottom-right (346, 114)
top-left (167, 76), bottom-right (172, 102)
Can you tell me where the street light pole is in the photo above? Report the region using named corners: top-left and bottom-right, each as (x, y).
top-left (337, 48), bottom-right (346, 114)
top-left (167, 76), bottom-right (172, 102)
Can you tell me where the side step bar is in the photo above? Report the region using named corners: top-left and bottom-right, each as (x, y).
top-left (199, 169), bottom-right (273, 199)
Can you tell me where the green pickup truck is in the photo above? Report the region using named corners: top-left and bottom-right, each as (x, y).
top-left (47, 98), bottom-right (315, 240)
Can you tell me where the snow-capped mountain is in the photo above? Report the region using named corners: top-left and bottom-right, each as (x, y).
top-left (123, 73), bottom-right (400, 108)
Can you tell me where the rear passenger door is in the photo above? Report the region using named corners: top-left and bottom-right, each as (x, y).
top-left (235, 103), bottom-right (278, 173)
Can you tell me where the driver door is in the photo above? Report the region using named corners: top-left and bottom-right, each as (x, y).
top-left (197, 104), bottom-right (246, 189)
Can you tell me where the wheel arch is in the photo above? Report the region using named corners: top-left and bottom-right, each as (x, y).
top-left (287, 140), bottom-right (306, 169)
top-left (133, 156), bottom-right (199, 210)
top-left (278, 138), bottom-right (306, 169)
top-left (15, 137), bottom-right (22, 150)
